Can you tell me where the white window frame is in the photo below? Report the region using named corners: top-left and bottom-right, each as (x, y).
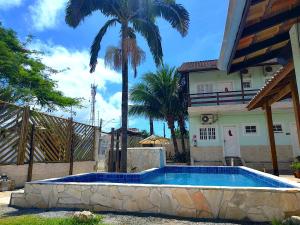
top-left (242, 124), bottom-right (259, 136)
top-left (242, 73), bottom-right (252, 89)
top-left (199, 126), bottom-right (218, 141)
top-left (217, 80), bottom-right (235, 92)
top-left (196, 82), bottom-right (214, 94)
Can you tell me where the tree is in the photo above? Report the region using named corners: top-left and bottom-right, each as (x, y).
top-left (0, 23), bottom-right (80, 110)
top-left (130, 65), bottom-right (181, 157)
top-left (65, 0), bottom-right (189, 172)
top-left (129, 81), bottom-right (164, 135)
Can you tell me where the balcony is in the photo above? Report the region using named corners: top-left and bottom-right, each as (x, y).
top-left (188, 89), bottom-right (260, 107)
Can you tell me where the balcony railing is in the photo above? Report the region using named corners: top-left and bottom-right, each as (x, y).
top-left (188, 89), bottom-right (260, 107)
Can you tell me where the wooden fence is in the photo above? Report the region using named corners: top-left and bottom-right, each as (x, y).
top-left (0, 101), bottom-right (96, 174)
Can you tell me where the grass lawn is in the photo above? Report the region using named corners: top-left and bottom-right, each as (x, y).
top-left (0, 215), bottom-right (107, 225)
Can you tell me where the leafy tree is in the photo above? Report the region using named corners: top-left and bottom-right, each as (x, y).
top-left (0, 23), bottom-right (80, 111)
top-left (65, 0), bottom-right (189, 172)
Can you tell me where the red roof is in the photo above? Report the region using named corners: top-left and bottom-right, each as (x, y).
top-left (178, 60), bottom-right (218, 73)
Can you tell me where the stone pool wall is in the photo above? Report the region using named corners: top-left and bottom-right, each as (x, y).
top-left (10, 182), bottom-right (300, 222)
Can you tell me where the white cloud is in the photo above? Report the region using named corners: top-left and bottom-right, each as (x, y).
top-left (30, 41), bottom-right (123, 128)
top-left (29, 0), bottom-right (67, 31)
top-left (0, 0), bottom-right (22, 10)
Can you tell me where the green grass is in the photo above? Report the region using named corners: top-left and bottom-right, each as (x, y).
top-left (0, 215), bottom-right (106, 225)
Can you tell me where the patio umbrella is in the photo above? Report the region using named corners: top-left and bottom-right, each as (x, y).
top-left (139, 135), bottom-right (170, 145)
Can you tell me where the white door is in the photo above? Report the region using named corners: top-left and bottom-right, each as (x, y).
top-left (223, 126), bottom-right (240, 157)
top-left (290, 124), bottom-right (300, 157)
top-left (217, 82), bottom-right (233, 92)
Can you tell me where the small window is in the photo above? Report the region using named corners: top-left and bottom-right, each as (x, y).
top-left (273, 124), bottom-right (283, 133)
top-left (199, 127), bottom-right (216, 140)
top-left (199, 128), bottom-right (207, 140)
top-left (242, 80), bottom-right (251, 89)
top-left (244, 125), bottom-right (257, 134)
top-left (208, 127), bottom-right (216, 140)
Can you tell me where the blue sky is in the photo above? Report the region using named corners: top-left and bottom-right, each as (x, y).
top-left (0, 0), bottom-right (229, 136)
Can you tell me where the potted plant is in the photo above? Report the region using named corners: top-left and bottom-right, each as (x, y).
top-left (291, 162), bottom-right (300, 178)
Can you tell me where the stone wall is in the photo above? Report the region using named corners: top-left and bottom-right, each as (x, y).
top-left (105, 147), bottom-right (166, 172)
top-left (191, 146), bottom-right (294, 171)
top-left (11, 182), bottom-right (300, 222)
top-left (0, 161), bottom-right (96, 188)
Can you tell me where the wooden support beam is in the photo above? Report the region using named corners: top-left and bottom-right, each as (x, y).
top-left (265, 103), bottom-right (279, 176)
top-left (242, 5), bottom-right (300, 37)
top-left (108, 128), bottom-right (115, 172)
top-left (27, 124), bottom-right (35, 182)
top-left (268, 83), bottom-right (292, 105)
top-left (68, 119), bottom-right (74, 175)
top-left (235, 32), bottom-right (290, 58)
top-left (231, 47), bottom-right (284, 73)
top-left (115, 131), bottom-right (120, 172)
top-left (17, 107), bottom-right (30, 165)
top-left (290, 79), bottom-right (300, 155)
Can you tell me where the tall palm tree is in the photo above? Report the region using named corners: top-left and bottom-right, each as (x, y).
top-left (65, 0), bottom-right (189, 172)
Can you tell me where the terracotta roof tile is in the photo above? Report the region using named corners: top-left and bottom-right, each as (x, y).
top-left (178, 60), bottom-right (218, 73)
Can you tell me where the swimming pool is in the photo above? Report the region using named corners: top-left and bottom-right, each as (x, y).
top-left (45, 166), bottom-right (294, 188)
top-left (10, 166), bottom-right (300, 222)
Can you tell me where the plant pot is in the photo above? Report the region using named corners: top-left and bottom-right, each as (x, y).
top-left (294, 170), bottom-right (300, 178)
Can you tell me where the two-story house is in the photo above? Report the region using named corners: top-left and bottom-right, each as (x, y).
top-left (178, 60), bottom-right (298, 171)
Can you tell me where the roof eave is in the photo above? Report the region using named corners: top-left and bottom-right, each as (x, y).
top-left (217, 0), bottom-right (250, 73)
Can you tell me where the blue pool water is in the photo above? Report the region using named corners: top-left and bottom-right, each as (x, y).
top-left (42, 166), bottom-right (295, 188)
top-left (143, 172), bottom-right (272, 187)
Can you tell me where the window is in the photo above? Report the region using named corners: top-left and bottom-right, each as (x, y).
top-left (242, 80), bottom-right (252, 89)
top-left (199, 127), bottom-right (216, 140)
top-left (273, 124), bottom-right (283, 133)
top-left (197, 83), bottom-right (213, 94)
top-left (244, 125), bottom-right (257, 135)
top-left (199, 128), bottom-right (207, 140)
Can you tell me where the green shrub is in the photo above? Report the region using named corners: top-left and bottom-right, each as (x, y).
top-left (291, 162), bottom-right (300, 170)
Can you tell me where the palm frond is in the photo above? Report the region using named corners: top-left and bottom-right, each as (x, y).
top-left (104, 46), bottom-right (122, 71)
top-left (65, 0), bottom-right (113, 28)
top-left (131, 17), bottom-right (163, 66)
top-left (152, 0), bottom-right (190, 36)
top-left (90, 19), bottom-right (118, 73)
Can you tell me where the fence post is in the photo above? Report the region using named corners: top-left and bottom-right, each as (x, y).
top-left (93, 126), bottom-right (100, 171)
top-left (67, 118), bottom-right (74, 175)
top-left (115, 131), bottom-right (120, 172)
top-left (27, 124), bottom-right (36, 182)
top-left (17, 107), bottom-right (30, 165)
top-left (108, 128), bottom-right (115, 172)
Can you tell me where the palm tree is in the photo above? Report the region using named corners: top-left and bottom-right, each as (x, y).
top-left (129, 82), bottom-right (164, 135)
top-left (130, 65), bottom-right (181, 156)
top-left (65, 0), bottom-right (189, 172)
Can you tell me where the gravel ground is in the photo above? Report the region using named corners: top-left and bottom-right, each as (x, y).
top-left (0, 205), bottom-right (269, 225)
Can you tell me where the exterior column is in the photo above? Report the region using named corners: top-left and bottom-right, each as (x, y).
top-left (290, 81), bottom-right (300, 157)
top-left (264, 103), bottom-right (279, 176)
top-left (290, 23), bottom-right (300, 100)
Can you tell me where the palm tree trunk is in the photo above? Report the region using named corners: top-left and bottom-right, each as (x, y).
top-left (167, 117), bottom-right (179, 157)
top-left (120, 24), bottom-right (128, 173)
top-left (178, 116), bottom-right (186, 154)
top-left (149, 116), bottom-right (154, 135)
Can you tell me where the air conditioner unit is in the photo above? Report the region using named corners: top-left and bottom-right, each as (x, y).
top-left (263, 66), bottom-right (274, 77)
top-left (200, 114), bottom-right (216, 125)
